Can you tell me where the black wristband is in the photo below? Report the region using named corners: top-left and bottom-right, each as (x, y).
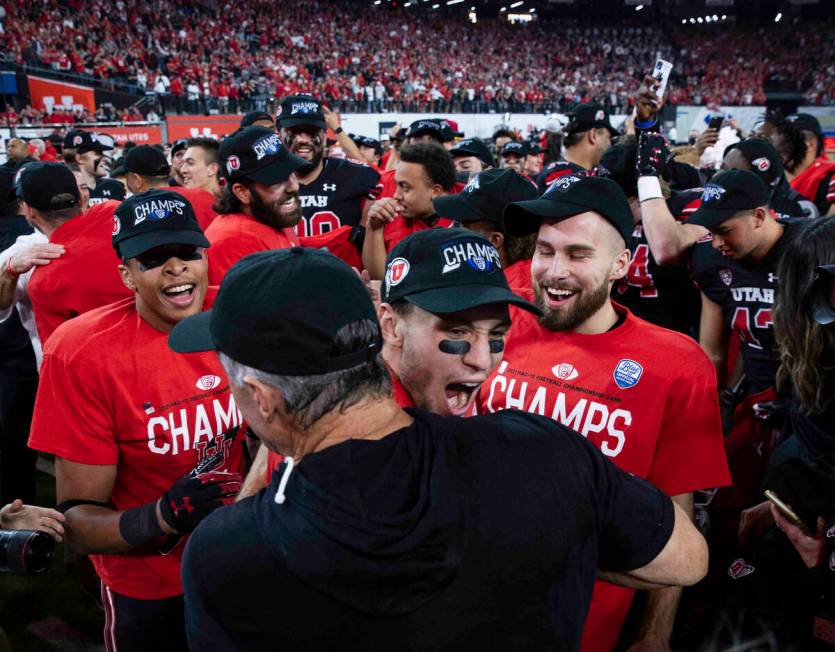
top-left (334, 126), bottom-right (343, 135)
top-left (119, 502), bottom-right (166, 547)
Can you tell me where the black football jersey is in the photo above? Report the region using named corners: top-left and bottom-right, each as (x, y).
top-left (690, 219), bottom-right (804, 393)
top-left (613, 189), bottom-right (702, 335)
top-left (88, 178), bottom-right (126, 206)
top-left (296, 158), bottom-right (380, 237)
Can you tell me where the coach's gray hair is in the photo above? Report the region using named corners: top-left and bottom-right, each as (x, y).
top-left (218, 319), bottom-right (391, 430)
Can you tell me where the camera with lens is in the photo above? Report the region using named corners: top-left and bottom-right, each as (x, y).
top-left (0, 529), bottom-right (55, 575)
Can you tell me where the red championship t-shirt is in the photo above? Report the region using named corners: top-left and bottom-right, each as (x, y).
top-left (28, 289), bottom-right (245, 600)
top-left (169, 186), bottom-right (218, 232)
top-left (477, 294), bottom-right (730, 652)
top-left (28, 200), bottom-right (132, 345)
top-left (205, 212), bottom-right (300, 285)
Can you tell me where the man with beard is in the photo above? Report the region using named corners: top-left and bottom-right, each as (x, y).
top-left (276, 95), bottom-right (379, 238)
top-left (205, 127), bottom-right (307, 285)
top-left (477, 175), bottom-right (730, 652)
top-left (181, 137), bottom-right (222, 199)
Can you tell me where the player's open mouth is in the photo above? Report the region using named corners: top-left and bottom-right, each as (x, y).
top-left (543, 287), bottom-right (578, 307)
top-left (445, 381), bottom-right (481, 415)
top-left (162, 283), bottom-right (196, 306)
top-left (294, 145), bottom-right (313, 158)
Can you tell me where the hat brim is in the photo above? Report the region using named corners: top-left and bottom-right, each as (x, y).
top-left (118, 229), bottom-right (211, 260)
top-left (433, 194), bottom-right (496, 225)
top-left (277, 117), bottom-right (327, 130)
top-left (404, 284), bottom-right (542, 316)
top-left (503, 198), bottom-right (590, 237)
top-left (407, 129), bottom-right (445, 143)
top-left (168, 309), bottom-right (216, 353)
top-left (110, 163), bottom-right (128, 178)
top-left (451, 147), bottom-right (492, 167)
top-left (239, 153), bottom-right (309, 185)
top-left (687, 207), bottom-right (739, 229)
top-left (815, 265), bottom-right (835, 277)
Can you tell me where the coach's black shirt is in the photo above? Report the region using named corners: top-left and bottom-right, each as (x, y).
top-left (88, 178), bottom-right (126, 206)
top-left (183, 408), bottom-right (674, 651)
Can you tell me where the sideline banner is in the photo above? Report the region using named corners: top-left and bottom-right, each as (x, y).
top-left (166, 115), bottom-right (242, 141)
top-left (28, 75), bottom-right (96, 113)
top-left (94, 124), bottom-right (163, 145)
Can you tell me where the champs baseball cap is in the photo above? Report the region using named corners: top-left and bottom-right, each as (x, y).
top-left (112, 145), bottom-right (171, 178)
top-left (73, 131), bottom-right (113, 154)
top-left (501, 141), bottom-right (529, 158)
top-left (504, 175), bottom-right (633, 245)
top-left (218, 126), bottom-right (308, 184)
top-left (729, 139), bottom-right (784, 189)
top-left (434, 169), bottom-right (537, 230)
top-left (17, 162), bottom-right (81, 211)
top-left (405, 119), bottom-right (446, 143)
top-left (812, 264), bottom-right (835, 325)
top-left (168, 248), bottom-right (381, 375)
top-left (112, 189), bottom-right (210, 259)
top-left (786, 113), bottom-right (822, 139)
top-left (354, 135), bottom-right (383, 155)
top-left (689, 169), bottom-right (770, 230)
top-left (565, 103), bottom-right (616, 136)
top-left (450, 138), bottom-right (494, 168)
top-left (381, 228), bottom-right (540, 315)
top-left (240, 110), bottom-right (275, 128)
top-left (63, 129), bottom-right (84, 150)
top-left (275, 94), bottom-right (326, 130)
top-left (170, 138), bottom-right (189, 156)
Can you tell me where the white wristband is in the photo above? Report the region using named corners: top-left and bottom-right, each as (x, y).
top-left (638, 176), bottom-right (663, 203)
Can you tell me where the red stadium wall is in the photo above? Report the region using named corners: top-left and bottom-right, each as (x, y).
top-left (27, 76), bottom-right (96, 113)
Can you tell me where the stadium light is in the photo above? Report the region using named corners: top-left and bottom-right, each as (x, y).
top-left (529, 7), bottom-right (536, 12)
top-left (681, 18), bottom-right (686, 24)
top-left (721, 14), bottom-right (727, 20)
top-left (432, 2), bottom-right (439, 7)
top-left (404, 1), bottom-right (411, 4)
top-left (712, 15), bottom-right (718, 20)
top-left (500, 5), bottom-right (507, 11)
top-left (774, 12), bottom-right (782, 22)
top-left (635, 4), bottom-right (643, 11)
top-left (510, 1), bottom-right (524, 7)
top-left (447, 0), bottom-right (465, 4)
top-left (704, 16), bottom-right (711, 22)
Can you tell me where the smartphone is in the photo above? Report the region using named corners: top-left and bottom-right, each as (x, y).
top-left (764, 489), bottom-right (810, 533)
top-left (708, 116), bottom-right (724, 131)
top-left (652, 59), bottom-right (673, 99)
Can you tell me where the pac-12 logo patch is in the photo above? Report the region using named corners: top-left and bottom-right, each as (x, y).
top-left (613, 359), bottom-right (643, 389)
top-left (727, 558), bottom-right (755, 579)
top-left (385, 257), bottom-right (410, 294)
top-left (552, 363), bottom-right (579, 381)
top-left (719, 268), bottom-right (733, 286)
top-left (196, 375), bottom-right (222, 391)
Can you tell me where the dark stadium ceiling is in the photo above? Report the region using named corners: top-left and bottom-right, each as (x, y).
top-left (364, 0), bottom-right (829, 24)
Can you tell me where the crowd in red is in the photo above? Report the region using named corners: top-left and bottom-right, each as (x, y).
top-left (1, 0), bottom-right (833, 117)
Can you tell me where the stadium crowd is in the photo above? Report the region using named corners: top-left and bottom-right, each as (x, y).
top-left (1, 0), bottom-right (834, 120)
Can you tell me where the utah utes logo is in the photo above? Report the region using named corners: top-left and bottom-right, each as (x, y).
top-left (385, 257), bottom-right (410, 294)
top-left (752, 157), bottom-right (770, 172)
top-left (594, 109), bottom-right (605, 121)
top-left (226, 155), bottom-right (240, 174)
top-left (112, 216), bottom-right (121, 236)
top-left (719, 269), bottom-right (733, 286)
top-left (552, 363), bottom-right (579, 381)
top-left (195, 375), bottom-right (222, 390)
top-left (72, 135), bottom-right (83, 147)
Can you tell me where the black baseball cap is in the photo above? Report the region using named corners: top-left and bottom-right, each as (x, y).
top-left (786, 113), bottom-right (822, 139)
top-left (168, 248), bottom-right (381, 375)
top-left (354, 135), bottom-right (383, 155)
top-left (812, 264), bottom-right (835, 325)
top-left (171, 138), bottom-right (189, 156)
top-left (565, 103), bottom-right (616, 137)
top-left (112, 145), bottom-right (171, 178)
top-left (434, 169), bottom-right (537, 230)
top-left (218, 126), bottom-right (308, 184)
top-left (112, 189), bottom-right (210, 259)
top-left (240, 110), bottom-right (275, 128)
top-left (599, 142), bottom-right (638, 197)
top-left (450, 138), bottom-right (494, 168)
top-left (689, 170), bottom-right (770, 229)
top-left (17, 162), bottom-right (81, 211)
top-left (504, 175), bottom-right (633, 245)
top-left (381, 228), bottom-right (540, 315)
top-left (728, 139), bottom-right (784, 189)
top-left (275, 95), bottom-right (326, 130)
top-left (63, 129), bottom-right (84, 150)
top-left (73, 131), bottom-right (113, 154)
top-left (501, 141), bottom-right (529, 158)
top-left (439, 119), bottom-right (463, 140)
top-left (405, 119), bottom-right (446, 143)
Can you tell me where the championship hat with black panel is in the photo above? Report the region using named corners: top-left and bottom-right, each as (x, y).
top-left (503, 175), bottom-right (633, 245)
top-left (688, 169), bottom-right (770, 230)
top-left (564, 103), bottom-right (617, 137)
top-left (275, 95), bottom-right (326, 130)
top-left (74, 131), bottom-right (113, 154)
top-left (405, 119), bottom-right (446, 143)
top-left (434, 169), bottom-right (537, 231)
top-left (786, 113), bottom-right (823, 139)
top-left (111, 145), bottom-right (171, 178)
top-left (171, 138), bottom-right (189, 157)
top-left (218, 126), bottom-right (308, 184)
top-left (16, 162), bottom-right (81, 210)
top-left (381, 227), bottom-right (540, 315)
top-left (729, 139), bottom-right (784, 189)
top-left (240, 110), bottom-right (275, 128)
top-left (599, 141), bottom-right (638, 197)
top-left (450, 138), bottom-right (494, 168)
top-left (168, 247), bottom-right (381, 376)
top-left (501, 142), bottom-right (529, 158)
top-left (112, 188), bottom-right (209, 259)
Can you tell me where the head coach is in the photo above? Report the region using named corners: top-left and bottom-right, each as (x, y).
top-left (169, 247), bottom-right (708, 651)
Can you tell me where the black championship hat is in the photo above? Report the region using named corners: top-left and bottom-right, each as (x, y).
top-left (434, 169), bottom-right (537, 230)
top-left (168, 247), bottom-right (381, 375)
top-left (812, 264), bottom-right (835, 325)
top-left (170, 138), bottom-right (189, 157)
top-left (500, 141), bottom-right (529, 158)
top-left (786, 113), bottom-right (823, 139)
top-left (504, 175), bottom-right (633, 245)
top-left (218, 126), bottom-right (308, 184)
top-left (599, 141), bottom-right (639, 197)
top-left (73, 131), bottom-right (113, 154)
top-left (381, 228), bottom-right (540, 315)
top-left (565, 103), bottom-right (616, 136)
top-left (405, 119), bottom-right (446, 143)
top-left (450, 138), bottom-right (494, 168)
top-left (354, 135), bottom-right (383, 155)
top-left (63, 129), bottom-right (84, 150)
top-left (17, 162), bottom-right (81, 211)
top-left (112, 188), bottom-right (210, 259)
top-left (240, 110), bottom-right (275, 128)
top-left (275, 94), bottom-right (326, 130)
top-left (111, 145), bottom-right (171, 178)
top-left (729, 138), bottom-right (784, 189)
top-left (689, 169), bottom-right (771, 229)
